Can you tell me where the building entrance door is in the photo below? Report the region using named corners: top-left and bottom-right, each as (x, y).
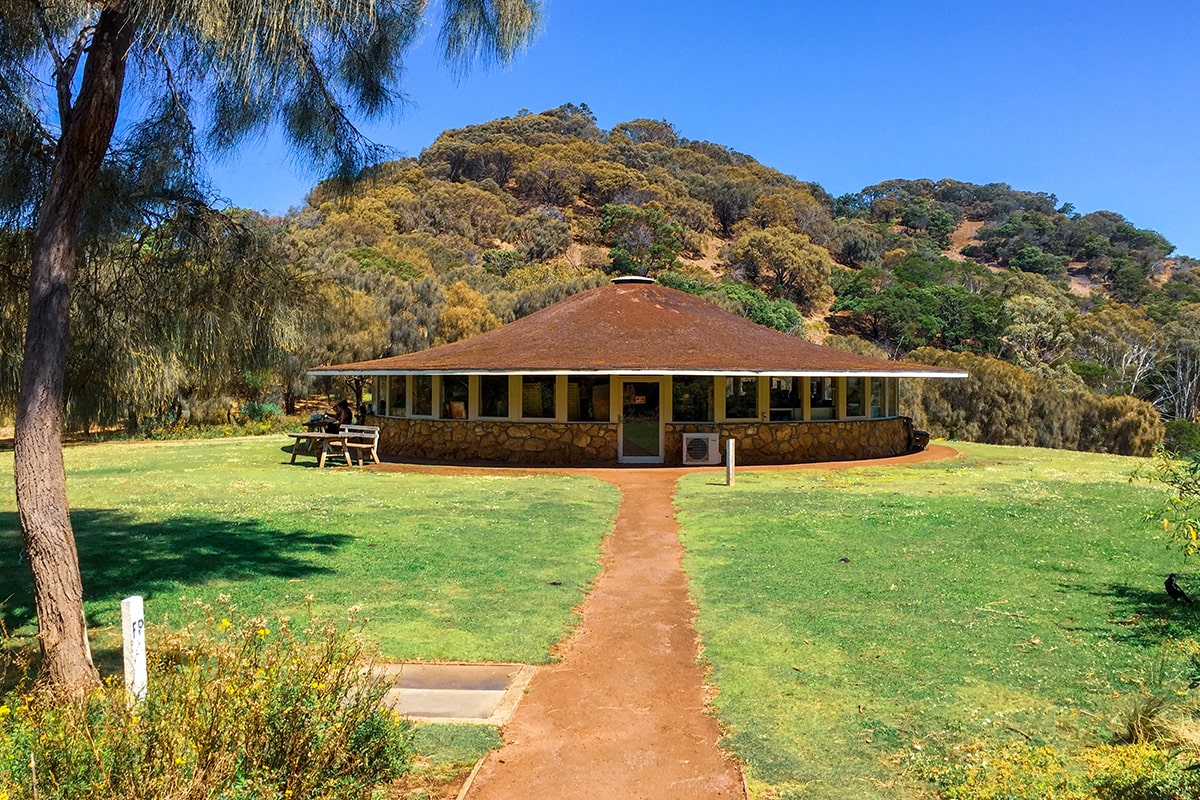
top-left (619, 379), bottom-right (663, 464)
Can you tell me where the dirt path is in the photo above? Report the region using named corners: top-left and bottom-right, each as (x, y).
top-left (464, 466), bottom-right (745, 800)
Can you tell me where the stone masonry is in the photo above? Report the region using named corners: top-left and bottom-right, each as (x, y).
top-left (374, 416), bottom-right (917, 466)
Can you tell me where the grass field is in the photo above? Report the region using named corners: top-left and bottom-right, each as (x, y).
top-left (0, 436), bottom-right (619, 667)
top-left (676, 442), bottom-right (1197, 800)
top-left (5, 436), bottom-right (1197, 798)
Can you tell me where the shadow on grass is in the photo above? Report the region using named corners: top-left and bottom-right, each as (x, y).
top-left (1058, 579), bottom-right (1200, 646)
top-left (0, 508), bottom-right (351, 632)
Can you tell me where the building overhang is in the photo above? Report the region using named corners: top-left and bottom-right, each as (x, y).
top-left (308, 367), bottom-right (969, 379)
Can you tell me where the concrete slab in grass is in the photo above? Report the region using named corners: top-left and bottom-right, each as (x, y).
top-left (376, 663), bottom-right (536, 725)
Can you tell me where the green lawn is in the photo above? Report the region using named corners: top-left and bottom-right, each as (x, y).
top-left (676, 442), bottom-right (1196, 800)
top-left (6, 436), bottom-right (1196, 798)
top-left (0, 437), bottom-right (619, 666)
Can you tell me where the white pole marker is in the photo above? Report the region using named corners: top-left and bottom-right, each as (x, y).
top-left (726, 438), bottom-right (736, 487)
top-left (121, 595), bottom-right (147, 701)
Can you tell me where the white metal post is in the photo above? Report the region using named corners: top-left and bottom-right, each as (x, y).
top-left (726, 438), bottom-right (736, 486)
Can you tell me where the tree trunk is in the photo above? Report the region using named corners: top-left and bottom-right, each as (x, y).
top-left (14, 7), bottom-right (133, 694)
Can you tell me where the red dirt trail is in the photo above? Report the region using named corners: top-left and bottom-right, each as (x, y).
top-left (464, 465), bottom-right (745, 800)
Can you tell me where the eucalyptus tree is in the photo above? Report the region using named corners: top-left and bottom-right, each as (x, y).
top-left (1, 0), bottom-right (540, 692)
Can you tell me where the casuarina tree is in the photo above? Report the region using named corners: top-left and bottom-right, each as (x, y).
top-left (1, 0), bottom-right (539, 693)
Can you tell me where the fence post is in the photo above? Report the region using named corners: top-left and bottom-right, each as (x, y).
top-left (122, 595), bottom-right (147, 702)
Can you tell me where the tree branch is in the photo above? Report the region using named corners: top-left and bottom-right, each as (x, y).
top-left (30, 0), bottom-right (72, 122)
top-left (0, 70), bottom-right (59, 153)
top-left (61, 21), bottom-right (98, 111)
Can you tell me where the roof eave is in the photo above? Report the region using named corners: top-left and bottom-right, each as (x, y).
top-left (308, 367), bottom-right (970, 379)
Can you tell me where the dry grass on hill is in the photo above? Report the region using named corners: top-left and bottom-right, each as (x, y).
top-left (943, 219), bottom-right (985, 261)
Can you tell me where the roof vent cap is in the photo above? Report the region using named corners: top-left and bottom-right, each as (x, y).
top-left (610, 275), bottom-right (656, 285)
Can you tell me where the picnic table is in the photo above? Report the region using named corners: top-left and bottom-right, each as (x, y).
top-left (287, 425), bottom-right (380, 468)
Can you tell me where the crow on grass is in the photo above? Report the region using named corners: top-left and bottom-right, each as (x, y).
top-left (1166, 573), bottom-right (1193, 604)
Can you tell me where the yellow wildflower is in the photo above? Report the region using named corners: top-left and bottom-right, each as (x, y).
top-left (217, 618), bottom-right (232, 631)
top-left (256, 627), bottom-right (270, 639)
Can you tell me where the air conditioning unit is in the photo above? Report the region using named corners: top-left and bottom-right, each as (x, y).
top-left (681, 433), bottom-right (721, 465)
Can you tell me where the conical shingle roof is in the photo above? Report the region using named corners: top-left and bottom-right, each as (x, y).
top-left (312, 280), bottom-right (967, 378)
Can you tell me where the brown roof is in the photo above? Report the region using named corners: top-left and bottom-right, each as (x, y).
top-left (311, 280), bottom-right (967, 378)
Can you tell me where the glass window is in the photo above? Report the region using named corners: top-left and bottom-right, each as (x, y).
top-left (568, 376), bottom-right (610, 422)
top-left (725, 376), bottom-right (758, 419)
top-left (387, 376), bottom-right (407, 417)
top-left (441, 376), bottom-right (469, 419)
top-left (673, 377), bottom-right (714, 422)
top-left (868, 379), bottom-right (888, 419)
top-left (480, 375), bottom-right (509, 418)
top-left (412, 375), bottom-right (433, 416)
top-left (810, 377), bottom-right (835, 420)
top-left (845, 377), bottom-right (865, 418)
top-left (887, 378), bottom-right (900, 417)
top-left (522, 376), bottom-right (556, 419)
top-left (769, 377), bottom-right (804, 421)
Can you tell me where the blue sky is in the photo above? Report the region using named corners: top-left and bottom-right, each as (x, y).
top-left (209, 0), bottom-right (1200, 258)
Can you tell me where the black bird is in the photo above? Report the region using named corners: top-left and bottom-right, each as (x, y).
top-left (1166, 573), bottom-right (1193, 604)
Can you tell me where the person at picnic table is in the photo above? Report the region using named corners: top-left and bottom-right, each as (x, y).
top-left (324, 400), bottom-right (353, 433)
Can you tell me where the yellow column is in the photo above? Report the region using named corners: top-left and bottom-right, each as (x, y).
top-left (468, 376), bottom-right (480, 419)
top-left (555, 375), bottom-right (568, 421)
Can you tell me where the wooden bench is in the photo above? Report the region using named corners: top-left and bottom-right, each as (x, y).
top-left (337, 424), bottom-right (381, 466)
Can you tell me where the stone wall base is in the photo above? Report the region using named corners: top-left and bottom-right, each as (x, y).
top-left (373, 416), bottom-right (917, 466)
top-left (665, 417), bottom-right (916, 465)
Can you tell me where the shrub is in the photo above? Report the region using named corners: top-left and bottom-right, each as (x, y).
top-left (1141, 449), bottom-right (1200, 555)
top-left (904, 348), bottom-right (1163, 456)
top-left (1165, 419), bottom-right (1200, 457)
top-left (1074, 393), bottom-right (1165, 457)
top-left (183, 396), bottom-right (239, 426)
top-left (0, 607), bottom-right (412, 799)
top-left (912, 739), bottom-right (1200, 800)
top-left (238, 401), bottom-right (283, 423)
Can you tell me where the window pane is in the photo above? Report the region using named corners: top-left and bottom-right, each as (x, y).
top-left (810, 377), bottom-right (835, 420)
top-left (846, 377), bottom-right (865, 417)
top-left (870, 377), bottom-right (884, 417)
top-left (673, 377), bottom-right (714, 422)
top-left (568, 376), bottom-right (610, 422)
top-left (725, 376), bottom-right (758, 419)
top-left (387, 376), bottom-right (406, 416)
top-left (522, 376), bottom-right (556, 419)
top-left (887, 378), bottom-right (900, 416)
top-left (441, 376), bottom-right (469, 419)
top-left (412, 375), bottom-right (433, 416)
top-left (769, 377), bottom-right (803, 421)
top-left (480, 375), bottom-right (509, 418)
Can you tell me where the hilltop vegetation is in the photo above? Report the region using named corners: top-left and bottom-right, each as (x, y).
top-left (2, 103), bottom-right (1196, 454)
